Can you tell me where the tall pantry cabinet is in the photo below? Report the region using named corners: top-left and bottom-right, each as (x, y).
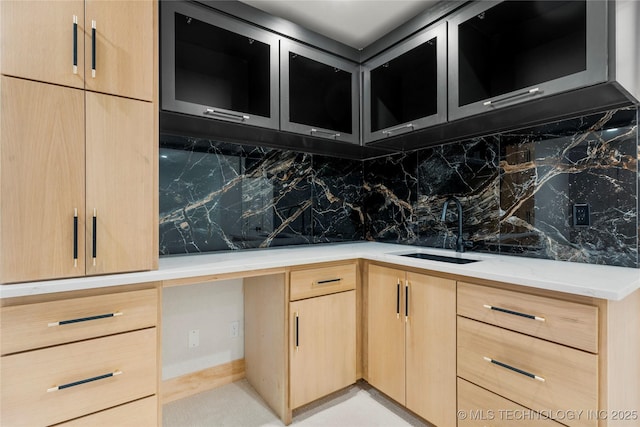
top-left (0, 0), bottom-right (158, 283)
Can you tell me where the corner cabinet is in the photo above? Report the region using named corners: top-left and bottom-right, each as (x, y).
top-left (160, 1), bottom-right (279, 129)
top-left (280, 40), bottom-right (360, 144)
top-left (0, 0), bottom-right (157, 283)
top-left (447, 0), bottom-right (607, 121)
top-left (363, 22), bottom-right (447, 143)
top-left (366, 264), bottom-right (456, 426)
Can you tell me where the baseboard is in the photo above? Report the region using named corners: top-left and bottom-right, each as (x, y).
top-left (162, 359), bottom-right (245, 404)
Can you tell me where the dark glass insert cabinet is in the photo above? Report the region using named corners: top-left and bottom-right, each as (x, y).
top-left (448, 0), bottom-right (607, 121)
top-left (280, 40), bottom-right (360, 144)
top-left (161, 1), bottom-right (279, 129)
top-left (363, 22), bottom-right (447, 143)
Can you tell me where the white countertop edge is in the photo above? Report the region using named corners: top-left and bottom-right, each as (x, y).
top-left (1, 242), bottom-right (638, 301)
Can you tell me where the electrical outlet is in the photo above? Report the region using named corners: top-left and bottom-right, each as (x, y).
top-left (230, 321), bottom-right (239, 338)
top-left (573, 203), bottom-right (590, 227)
top-left (188, 329), bottom-right (199, 348)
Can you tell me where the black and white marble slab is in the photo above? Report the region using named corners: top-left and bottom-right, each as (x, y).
top-left (159, 107), bottom-right (638, 268)
top-left (363, 152), bottom-right (418, 243)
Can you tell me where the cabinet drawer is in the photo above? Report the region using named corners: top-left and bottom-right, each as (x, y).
top-left (57, 396), bottom-right (158, 427)
top-left (458, 282), bottom-right (598, 353)
top-left (0, 328), bottom-right (157, 426)
top-left (290, 263), bottom-right (356, 300)
top-left (1, 288), bottom-right (158, 355)
top-left (458, 378), bottom-right (563, 426)
top-left (458, 317), bottom-right (597, 427)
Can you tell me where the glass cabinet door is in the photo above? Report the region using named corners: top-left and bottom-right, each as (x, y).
top-left (280, 40), bottom-right (360, 144)
top-left (161, 1), bottom-right (279, 129)
top-left (448, 0), bottom-right (607, 121)
top-left (363, 21), bottom-right (447, 143)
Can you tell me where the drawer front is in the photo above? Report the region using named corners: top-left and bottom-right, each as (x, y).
top-left (290, 262), bottom-right (356, 300)
top-left (1, 287), bottom-right (158, 355)
top-left (458, 378), bottom-right (564, 427)
top-left (0, 328), bottom-right (157, 426)
top-left (57, 396), bottom-right (158, 427)
top-left (458, 317), bottom-right (597, 427)
top-left (457, 282), bottom-right (598, 353)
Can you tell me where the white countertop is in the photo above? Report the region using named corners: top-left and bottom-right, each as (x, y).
top-left (1, 242), bottom-right (638, 300)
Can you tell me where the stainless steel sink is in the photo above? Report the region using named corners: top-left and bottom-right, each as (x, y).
top-left (400, 253), bottom-right (479, 264)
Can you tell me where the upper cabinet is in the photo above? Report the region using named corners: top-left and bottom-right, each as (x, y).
top-left (0, 0), bottom-right (153, 102)
top-left (447, 0), bottom-right (607, 121)
top-left (280, 40), bottom-right (360, 144)
top-left (363, 22), bottom-right (447, 143)
top-left (161, 1), bottom-right (279, 129)
top-left (83, 0), bottom-right (154, 101)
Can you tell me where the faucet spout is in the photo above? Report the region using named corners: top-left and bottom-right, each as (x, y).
top-left (441, 196), bottom-right (466, 253)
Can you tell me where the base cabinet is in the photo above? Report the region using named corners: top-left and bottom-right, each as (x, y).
top-left (289, 290), bottom-right (356, 408)
top-left (0, 284), bottom-right (159, 426)
top-left (458, 378), bottom-right (563, 427)
top-left (367, 264), bottom-right (456, 426)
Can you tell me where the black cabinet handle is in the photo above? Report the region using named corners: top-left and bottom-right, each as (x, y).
top-left (72, 15), bottom-right (78, 74)
top-left (296, 315), bottom-right (299, 348)
top-left (91, 20), bottom-right (96, 78)
top-left (316, 278), bottom-right (342, 285)
top-left (483, 88), bottom-right (540, 107)
top-left (483, 304), bottom-right (545, 322)
top-left (396, 280), bottom-right (400, 319)
top-left (405, 281), bottom-right (409, 322)
top-left (48, 311), bottom-right (123, 327)
top-left (73, 208), bottom-right (78, 267)
top-left (483, 357), bottom-right (545, 382)
top-left (47, 370), bottom-right (122, 392)
top-left (92, 208), bottom-right (97, 265)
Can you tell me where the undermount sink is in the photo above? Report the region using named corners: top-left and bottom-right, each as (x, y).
top-left (400, 253), bottom-right (479, 264)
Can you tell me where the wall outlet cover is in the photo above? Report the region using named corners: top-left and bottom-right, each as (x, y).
top-left (573, 203), bottom-right (590, 227)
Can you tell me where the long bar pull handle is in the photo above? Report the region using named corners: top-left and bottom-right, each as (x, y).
top-left (48, 311), bottom-right (123, 327)
top-left (483, 357), bottom-right (545, 382)
top-left (72, 15), bottom-right (78, 74)
top-left (47, 370), bottom-right (122, 392)
top-left (92, 208), bottom-right (97, 266)
top-left (396, 280), bottom-right (400, 319)
top-left (483, 88), bottom-right (540, 107)
top-left (294, 312), bottom-right (299, 351)
top-left (204, 108), bottom-right (250, 122)
top-left (73, 208), bottom-right (78, 267)
top-left (382, 123), bottom-right (414, 136)
top-left (310, 128), bottom-right (341, 139)
top-left (483, 304), bottom-right (545, 322)
top-left (91, 20), bottom-right (96, 78)
top-left (405, 280), bottom-right (409, 322)
top-left (316, 278), bottom-right (342, 285)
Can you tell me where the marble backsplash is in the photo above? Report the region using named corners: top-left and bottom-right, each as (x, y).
top-left (365, 107), bottom-right (639, 268)
top-left (160, 106), bottom-right (638, 268)
top-left (159, 137), bottom-right (364, 254)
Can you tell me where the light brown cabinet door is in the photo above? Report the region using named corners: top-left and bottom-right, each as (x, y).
top-left (290, 290), bottom-right (356, 409)
top-left (367, 264), bottom-right (406, 404)
top-left (85, 92), bottom-right (154, 275)
top-left (0, 77), bottom-right (85, 283)
top-left (405, 272), bottom-right (456, 426)
top-left (84, 0), bottom-right (154, 101)
top-left (0, 1), bottom-right (85, 89)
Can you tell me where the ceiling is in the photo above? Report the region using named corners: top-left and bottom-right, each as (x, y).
top-left (238, 0), bottom-right (440, 50)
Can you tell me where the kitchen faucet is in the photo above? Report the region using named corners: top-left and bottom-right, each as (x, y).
top-left (441, 196), bottom-right (468, 253)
